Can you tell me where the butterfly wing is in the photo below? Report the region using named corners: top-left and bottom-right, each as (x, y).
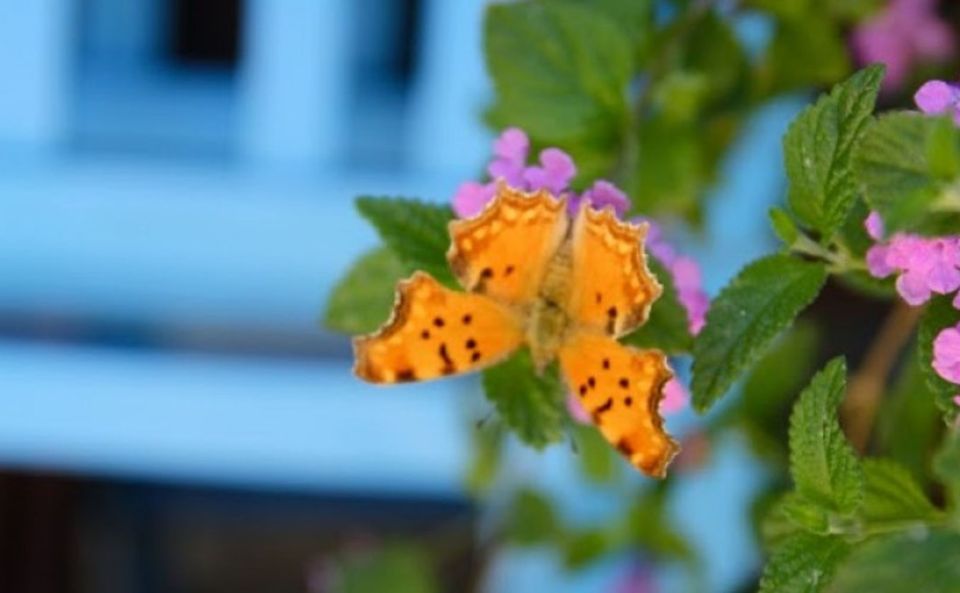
top-left (565, 206), bottom-right (661, 337)
top-left (354, 272), bottom-right (524, 384)
top-left (559, 331), bottom-right (678, 478)
top-left (448, 183), bottom-right (569, 306)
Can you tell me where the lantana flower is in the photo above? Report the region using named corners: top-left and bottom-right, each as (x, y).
top-left (454, 128), bottom-right (709, 418)
top-left (915, 80), bottom-right (960, 124)
top-left (851, 0), bottom-right (955, 91)
top-left (865, 209), bottom-right (960, 407)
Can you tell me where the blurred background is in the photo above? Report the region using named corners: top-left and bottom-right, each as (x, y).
top-left (0, 1), bottom-right (956, 592)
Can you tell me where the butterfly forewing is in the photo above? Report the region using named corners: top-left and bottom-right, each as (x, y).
top-left (565, 207), bottom-right (661, 337)
top-left (559, 331), bottom-right (678, 478)
top-left (448, 184), bottom-right (568, 306)
top-left (354, 272), bottom-right (524, 383)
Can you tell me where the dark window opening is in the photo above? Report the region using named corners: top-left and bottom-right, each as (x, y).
top-left (169, 0), bottom-right (243, 67)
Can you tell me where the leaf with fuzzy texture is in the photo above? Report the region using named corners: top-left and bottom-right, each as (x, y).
top-left (325, 247), bottom-right (411, 335)
top-left (855, 113), bottom-right (960, 235)
top-left (918, 296), bottom-right (960, 423)
top-left (485, 0), bottom-right (632, 182)
top-left (355, 196), bottom-right (456, 286)
top-left (861, 458), bottom-right (941, 525)
top-left (783, 65), bottom-right (884, 240)
top-left (826, 531), bottom-right (960, 593)
top-left (789, 358), bottom-right (863, 515)
top-left (759, 532), bottom-right (850, 593)
top-left (622, 258), bottom-right (693, 355)
top-left (934, 430), bottom-right (960, 512)
top-left (692, 255), bottom-right (828, 412)
top-left (482, 350), bottom-right (565, 449)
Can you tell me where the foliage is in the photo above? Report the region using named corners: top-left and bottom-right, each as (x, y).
top-left (322, 1), bottom-right (960, 592)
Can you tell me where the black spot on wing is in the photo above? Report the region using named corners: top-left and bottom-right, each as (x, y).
top-left (396, 369), bottom-right (417, 382)
top-left (592, 397), bottom-right (614, 422)
top-left (439, 343), bottom-right (455, 374)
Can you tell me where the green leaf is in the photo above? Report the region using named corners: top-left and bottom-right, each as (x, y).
top-left (759, 15), bottom-right (850, 95)
top-left (625, 486), bottom-right (698, 563)
top-left (692, 255), bottom-right (828, 412)
top-left (485, 0), bottom-right (632, 183)
top-left (564, 0), bottom-right (653, 65)
top-left (934, 429), bottom-right (960, 512)
top-left (855, 112), bottom-right (960, 234)
top-left (789, 358), bottom-right (863, 515)
top-left (561, 529), bottom-right (612, 570)
top-left (465, 422), bottom-right (504, 494)
top-left (783, 65), bottom-right (884, 240)
top-left (739, 323), bottom-right (821, 464)
top-left (771, 207), bottom-right (801, 247)
top-left (779, 492), bottom-right (831, 535)
top-left (622, 258), bottom-right (693, 354)
top-left (355, 196), bottom-right (456, 286)
top-left (336, 543), bottom-right (438, 593)
top-left (324, 247), bottom-right (411, 334)
top-left (826, 530), bottom-right (960, 593)
top-left (626, 116), bottom-right (705, 217)
top-left (759, 532), bottom-right (850, 593)
top-left (482, 349), bottom-right (565, 448)
top-left (686, 12), bottom-right (749, 103)
top-left (505, 488), bottom-right (559, 545)
top-left (572, 424), bottom-right (620, 484)
top-left (861, 458), bottom-right (941, 525)
top-left (918, 296), bottom-right (960, 423)
top-left (875, 347), bottom-right (945, 488)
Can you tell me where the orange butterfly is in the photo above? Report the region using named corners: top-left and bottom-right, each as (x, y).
top-left (353, 183), bottom-right (678, 478)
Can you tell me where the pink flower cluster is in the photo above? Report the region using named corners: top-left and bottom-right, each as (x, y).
top-left (643, 221), bottom-right (710, 336)
top-left (865, 212), bottom-right (960, 408)
top-left (452, 127), bottom-right (629, 218)
top-left (851, 0), bottom-right (954, 91)
top-left (915, 80), bottom-right (960, 124)
top-left (864, 213), bottom-right (960, 307)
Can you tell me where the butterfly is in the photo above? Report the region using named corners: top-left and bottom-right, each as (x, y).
top-left (353, 183), bottom-right (678, 478)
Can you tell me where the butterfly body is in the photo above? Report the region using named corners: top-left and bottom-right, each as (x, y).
top-left (353, 184), bottom-right (680, 477)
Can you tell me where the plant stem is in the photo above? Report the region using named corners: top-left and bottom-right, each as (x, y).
top-left (843, 301), bottom-right (923, 453)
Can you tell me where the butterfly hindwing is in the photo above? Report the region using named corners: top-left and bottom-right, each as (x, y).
top-left (566, 206), bottom-right (661, 337)
top-left (559, 331), bottom-right (678, 478)
top-left (353, 272), bottom-right (524, 384)
top-left (448, 184), bottom-right (568, 306)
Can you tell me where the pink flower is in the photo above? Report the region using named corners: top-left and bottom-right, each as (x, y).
top-left (934, 324), bottom-right (960, 385)
top-left (863, 213), bottom-right (960, 307)
top-left (575, 180), bottom-right (630, 216)
top-left (866, 244), bottom-right (894, 277)
top-left (641, 220), bottom-right (710, 335)
top-left (450, 128), bottom-right (598, 218)
top-left (915, 80), bottom-right (960, 125)
top-left (487, 127), bottom-right (529, 187)
top-left (523, 148), bottom-right (577, 195)
top-left (566, 391), bottom-right (591, 424)
top-left (865, 210), bottom-right (885, 240)
top-left (660, 378), bottom-right (689, 414)
top-left (452, 181), bottom-right (495, 218)
top-left (615, 562), bottom-right (657, 593)
top-left (852, 0), bottom-right (955, 91)
top-left (955, 395), bottom-right (960, 407)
